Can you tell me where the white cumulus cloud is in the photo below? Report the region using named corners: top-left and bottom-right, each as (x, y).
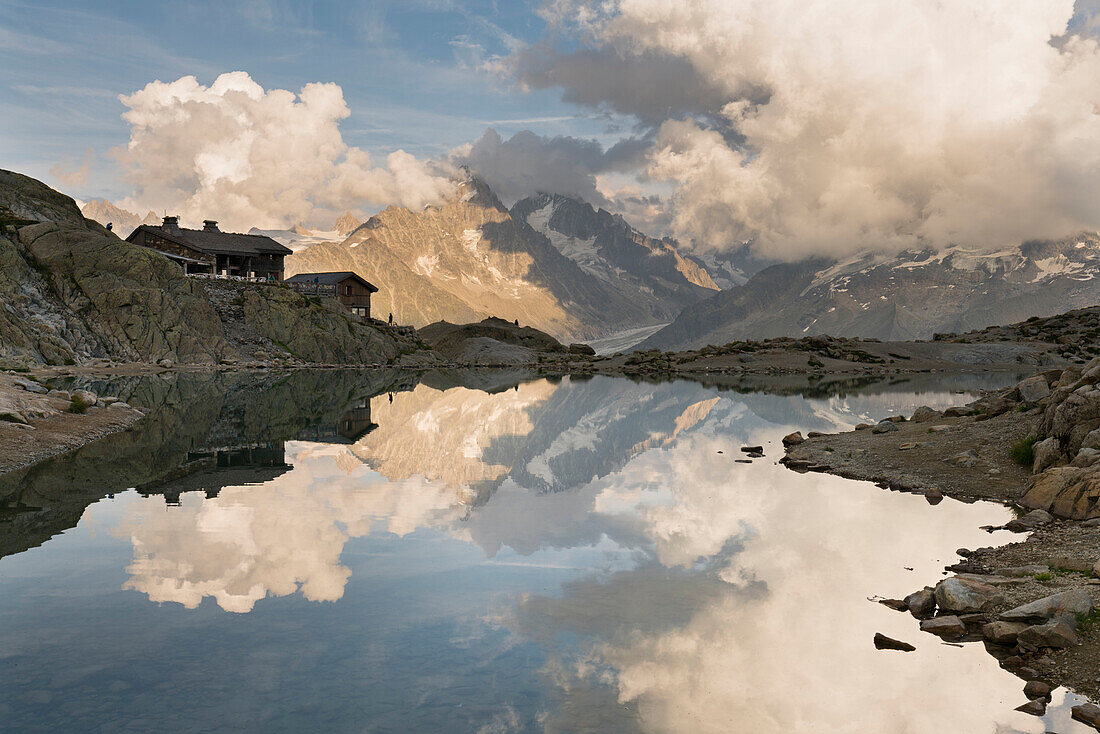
top-left (114, 72), bottom-right (455, 231)
top-left (514, 0), bottom-right (1100, 259)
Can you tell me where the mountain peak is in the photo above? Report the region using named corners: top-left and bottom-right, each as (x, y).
top-left (332, 211), bottom-right (361, 236)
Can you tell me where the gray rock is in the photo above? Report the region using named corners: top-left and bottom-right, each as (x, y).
top-left (920, 615), bottom-right (966, 638)
top-left (943, 406), bottom-right (974, 417)
top-left (854, 423), bottom-right (872, 431)
top-left (13, 378), bottom-right (47, 394)
top-left (911, 406), bottom-right (943, 422)
top-left (951, 449), bottom-right (979, 467)
top-left (106, 401), bottom-right (131, 410)
top-left (981, 621), bottom-right (1029, 645)
top-left (992, 565), bottom-right (1050, 578)
top-left (1017, 375), bottom-right (1051, 404)
top-left (1032, 437), bottom-right (1062, 473)
top-left (934, 577), bottom-right (1004, 613)
top-left (157, 358), bottom-right (174, 368)
top-left (0, 409), bottom-right (28, 424)
top-left (46, 389), bottom-right (70, 400)
top-left (1072, 703), bottom-right (1100, 727)
top-left (1023, 680), bottom-right (1052, 699)
top-left (1005, 509), bottom-right (1054, 533)
top-left (1072, 447), bottom-right (1100, 467)
top-left (1000, 589), bottom-right (1094, 623)
top-left (929, 425), bottom-right (950, 432)
top-left (71, 389), bottom-right (97, 407)
top-left (872, 420), bottom-right (898, 434)
top-left (1082, 428), bottom-right (1100, 451)
top-left (1017, 619), bottom-right (1079, 649)
top-left (781, 431), bottom-right (804, 446)
top-left (99, 396), bottom-right (119, 406)
top-left (904, 588), bottom-right (936, 617)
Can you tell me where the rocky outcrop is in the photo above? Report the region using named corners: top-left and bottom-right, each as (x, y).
top-left (417, 317), bottom-right (593, 365)
top-left (0, 170), bottom-right (417, 367)
top-left (1019, 357), bottom-right (1100, 519)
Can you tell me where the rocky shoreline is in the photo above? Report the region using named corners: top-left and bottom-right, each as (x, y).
top-left (783, 358), bottom-right (1100, 723)
top-left (0, 372), bottom-right (143, 474)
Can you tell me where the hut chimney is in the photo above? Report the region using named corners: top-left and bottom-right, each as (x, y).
top-left (203, 220), bottom-right (219, 232)
top-left (162, 215), bottom-right (180, 233)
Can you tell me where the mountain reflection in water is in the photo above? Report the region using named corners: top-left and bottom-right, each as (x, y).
top-left (1, 371), bottom-right (1093, 733)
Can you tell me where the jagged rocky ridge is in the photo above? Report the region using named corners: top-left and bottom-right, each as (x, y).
top-left (0, 170), bottom-right (416, 367)
top-left (640, 238), bottom-right (1100, 350)
top-left (286, 177), bottom-right (718, 341)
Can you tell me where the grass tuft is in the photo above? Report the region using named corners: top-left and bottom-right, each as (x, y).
top-left (1010, 434), bottom-right (1037, 466)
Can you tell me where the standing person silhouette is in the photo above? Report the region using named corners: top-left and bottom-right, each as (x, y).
top-left (388, 313), bottom-right (393, 325)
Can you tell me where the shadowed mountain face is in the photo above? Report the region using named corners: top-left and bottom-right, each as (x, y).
top-left (510, 192), bottom-right (718, 300)
top-left (286, 178), bottom-right (718, 341)
top-left (640, 236), bottom-right (1100, 350)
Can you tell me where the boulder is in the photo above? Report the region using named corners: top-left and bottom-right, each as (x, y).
top-left (1032, 437), bottom-right (1062, 473)
top-left (1072, 448), bottom-right (1100, 467)
top-left (1046, 555), bottom-right (1093, 573)
top-left (854, 423), bottom-right (872, 431)
top-left (904, 588), bottom-right (936, 617)
top-left (934, 577), bottom-right (1004, 613)
top-left (992, 565), bottom-right (1049, 578)
top-left (99, 396), bottom-right (119, 406)
top-left (1082, 428), bottom-right (1100, 451)
top-left (1041, 386), bottom-right (1100, 455)
top-left (1073, 703), bottom-right (1100, 727)
top-left (920, 615), bottom-right (966, 638)
top-left (1023, 680), bottom-right (1052, 700)
top-left (13, 378), bottom-right (47, 394)
top-left (1015, 699), bottom-right (1046, 717)
top-left (981, 621), bottom-right (1029, 645)
top-left (871, 421), bottom-right (897, 434)
top-left (1020, 466), bottom-right (1100, 520)
top-left (46, 389), bottom-right (70, 400)
top-left (911, 406), bottom-right (942, 423)
top-left (1000, 589), bottom-right (1093, 623)
top-left (781, 431), bottom-right (804, 446)
top-left (943, 406), bottom-right (975, 417)
top-left (1017, 375), bottom-right (1051, 404)
top-left (71, 389), bottom-right (97, 407)
top-left (1004, 509), bottom-right (1054, 533)
top-left (106, 401), bottom-right (131, 410)
top-left (873, 633), bottom-right (915, 652)
top-left (951, 450), bottom-right (979, 468)
top-left (1016, 619), bottom-right (1079, 649)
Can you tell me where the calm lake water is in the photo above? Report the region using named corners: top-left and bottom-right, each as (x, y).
top-left (0, 370), bottom-right (1095, 733)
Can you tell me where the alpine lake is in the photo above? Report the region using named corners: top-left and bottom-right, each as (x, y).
top-left (2, 368), bottom-right (1097, 733)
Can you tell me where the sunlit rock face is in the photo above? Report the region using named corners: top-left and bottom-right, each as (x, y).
top-left (286, 178), bottom-right (712, 340)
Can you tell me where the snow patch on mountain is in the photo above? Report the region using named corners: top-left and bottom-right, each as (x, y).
top-left (525, 201), bottom-right (602, 277)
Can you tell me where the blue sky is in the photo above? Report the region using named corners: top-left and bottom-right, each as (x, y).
top-left (0, 0), bottom-right (611, 201)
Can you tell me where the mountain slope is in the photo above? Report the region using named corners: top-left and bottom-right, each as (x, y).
top-left (80, 200), bottom-right (157, 237)
top-left (0, 170), bottom-right (416, 367)
top-left (510, 193), bottom-right (718, 301)
top-left (640, 236), bottom-right (1100, 350)
top-left (287, 178), bottom-right (716, 340)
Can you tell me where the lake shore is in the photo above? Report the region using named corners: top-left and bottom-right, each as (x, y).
top-left (783, 364), bottom-right (1100, 713)
top-left (0, 373), bottom-right (144, 475)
